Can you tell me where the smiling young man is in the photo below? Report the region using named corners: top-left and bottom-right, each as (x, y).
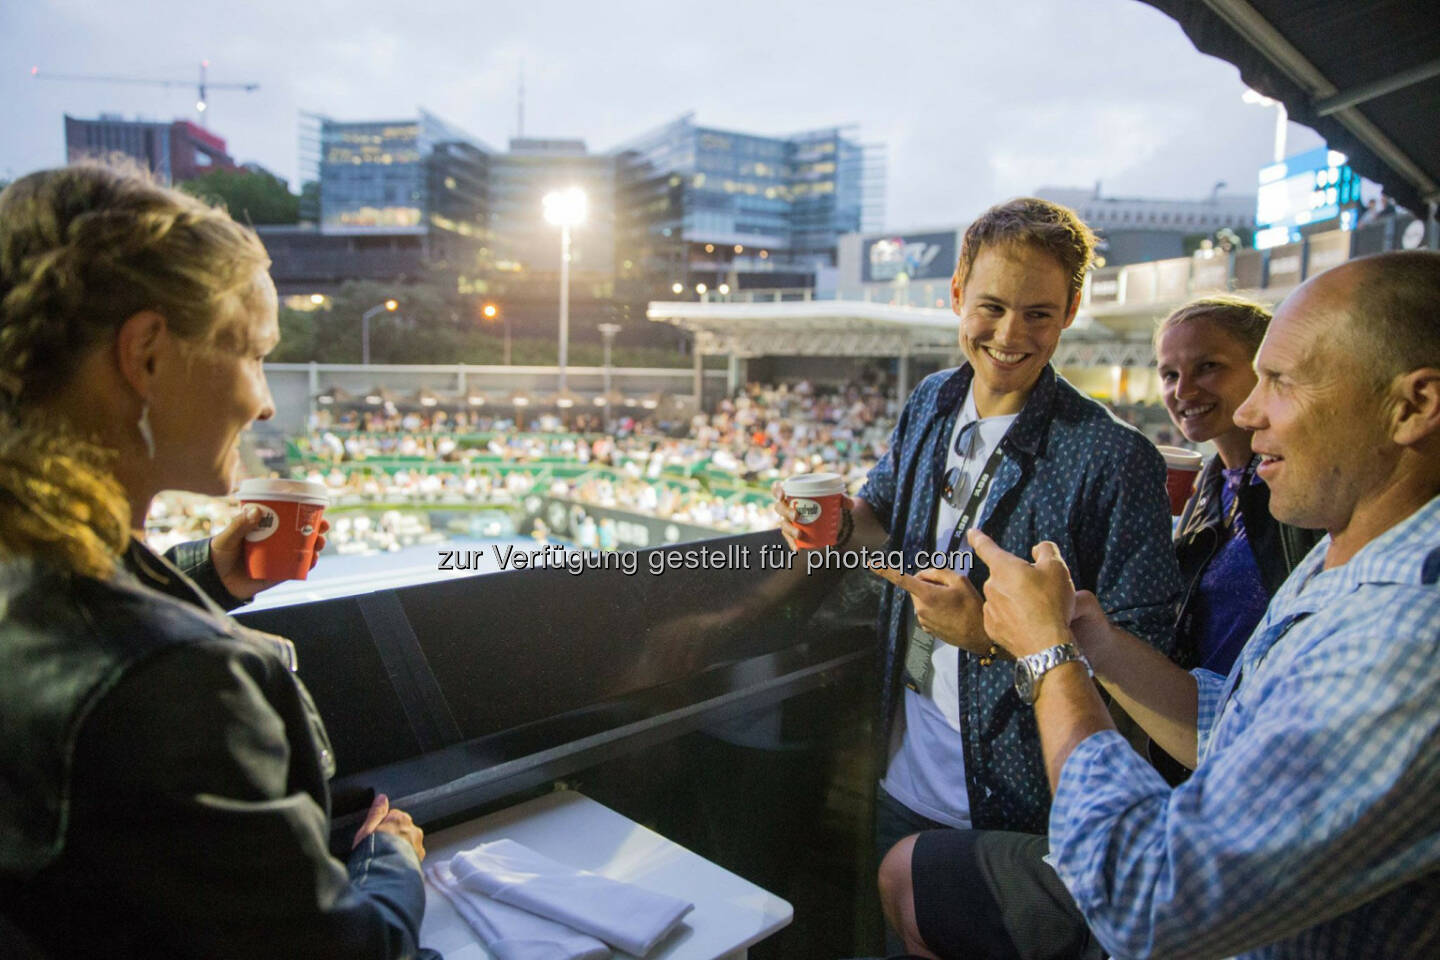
top-left (956, 250), bottom-right (1440, 960)
top-left (774, 198), bottom-right (1182, 955)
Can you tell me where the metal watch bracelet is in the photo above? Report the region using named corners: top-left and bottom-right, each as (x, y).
top-left (1014, 641), bottom-right (1092, 705)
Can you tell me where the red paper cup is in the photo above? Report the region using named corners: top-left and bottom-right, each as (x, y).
top-left (236, 478), bottom-right (329, 581)
top-left (1157, 446), bottom-right (1204, 516)
top-left (782, 473), bottom-right (846, 549)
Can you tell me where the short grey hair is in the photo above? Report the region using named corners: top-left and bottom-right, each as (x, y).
top-left (1343, 251), bottom-right (1440, 389)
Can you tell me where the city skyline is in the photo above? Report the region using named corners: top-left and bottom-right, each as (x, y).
top-left (2, 0), bottom-right (1323, 229)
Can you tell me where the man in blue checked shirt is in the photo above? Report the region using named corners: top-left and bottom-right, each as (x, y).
top-left (931, 250), bottom-right (1440, 960)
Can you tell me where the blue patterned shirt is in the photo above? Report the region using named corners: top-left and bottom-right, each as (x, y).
top-left (859, 364), bottom-right (1181, 832)
top-left (1050, 494), bottom-right (1440, 959)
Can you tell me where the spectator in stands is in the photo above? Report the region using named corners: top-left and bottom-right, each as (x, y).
top-left (776, 198), bottom-right (1181, 954)
top-left (1357, 197), bottom-right (1380, 226)
top-left (893, 250), bottom-right (1440, 959)
top-left (0, 166), bottom-right (431, 958)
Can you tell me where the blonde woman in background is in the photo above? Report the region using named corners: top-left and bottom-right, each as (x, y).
top-left (1156, 296), bottom-right (1324, 678)
top-left (1150, 295), bottom-right (1323, 781)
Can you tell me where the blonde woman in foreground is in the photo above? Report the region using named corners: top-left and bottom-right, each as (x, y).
top-left (0, 166), bottom-right (436, 958)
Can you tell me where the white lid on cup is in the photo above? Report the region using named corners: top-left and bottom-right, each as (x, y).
top-left (1155, 445), bottom-right (1204, 470)
top-left (235, 478), bottom-right (330, 505)
top-left (782, 472), bottom-right (845, 497)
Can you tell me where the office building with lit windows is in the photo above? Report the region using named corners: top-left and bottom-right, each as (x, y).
top-left (615, 113), bottom-right (884, 300)
top-left (264, 110), bottom-right (884, 347)
top-left (262, 110), bottom-right (491, 295)
top-left (317, 111), bottom-right (489, 234)
top-left (316, 110), bottom-right (491, 274)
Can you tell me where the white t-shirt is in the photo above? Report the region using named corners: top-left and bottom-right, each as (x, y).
top-left (879, 385), bottom-right (1018, 828)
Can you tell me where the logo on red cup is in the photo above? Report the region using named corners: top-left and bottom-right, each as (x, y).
top-left (791, 498), bottom-right (823, 525)
top-left (244, 504), bottom-right (281, 541)
top-left (782, 473), bottom-right (846, 549)
top-left (235, 478), bottom-right (329, 581)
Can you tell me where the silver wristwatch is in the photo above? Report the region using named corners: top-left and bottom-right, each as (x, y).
top-left (1014, 642), bottom-right (1092, 705)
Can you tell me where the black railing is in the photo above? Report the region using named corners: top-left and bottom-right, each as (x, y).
top-left (235, 531), bottom-right (879, 830)
top-left (237, 532), bottom-right (887, 955)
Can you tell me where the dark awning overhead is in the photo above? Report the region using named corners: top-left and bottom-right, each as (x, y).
top-left (1139, 0), bottom-right (1439, 215)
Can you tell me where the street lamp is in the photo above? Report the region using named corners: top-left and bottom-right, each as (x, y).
top-left (598, 323), bottom-right (621, 431)
top-left (543, 187), bottom-right (587, 392)
top-left (361, 299), bottom-right (398, 365)
top-left (1242, 88), bottom-right (1288, 163)
top-left (481, 301), bottom-right (511, 365)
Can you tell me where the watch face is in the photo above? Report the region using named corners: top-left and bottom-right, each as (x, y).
top-left (1014, 660), bottom-right (1036, 704)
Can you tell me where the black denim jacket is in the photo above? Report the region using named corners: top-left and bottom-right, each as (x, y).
top-left (0, 540), bottom-right (430, 958)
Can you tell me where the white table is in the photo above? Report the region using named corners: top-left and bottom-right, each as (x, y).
top-left (419, 790), bottom-right (793, 960)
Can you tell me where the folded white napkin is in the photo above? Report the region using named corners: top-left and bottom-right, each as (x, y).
top-left (426, 860), bottom-right (611, 960)
top-left (449, 839), bottom-right (695, 956)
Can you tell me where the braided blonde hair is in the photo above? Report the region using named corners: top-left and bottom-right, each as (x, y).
top-left (0, 165), bottom-right (270, 577)
top-left (0, 164), bottom-right (270, 402)
top-left (0, 413), bottom-right (131, 580)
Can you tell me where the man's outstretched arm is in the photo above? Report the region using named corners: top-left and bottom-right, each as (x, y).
top-left (1069, 590), bottom-right (1201, 769)
top-left (967, 528), bottom-right (1440, 960)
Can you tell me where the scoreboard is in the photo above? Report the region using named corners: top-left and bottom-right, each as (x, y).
top-left (1254, 147), bottom-right (1361, 250)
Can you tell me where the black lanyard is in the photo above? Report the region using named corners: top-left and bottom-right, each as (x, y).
top-left (1223, 456), bottom-right (1260, 530)
top-left (942, 442), bottom-right (1008, 556)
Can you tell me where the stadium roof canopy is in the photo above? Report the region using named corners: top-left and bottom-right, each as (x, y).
top-left (646, 299), bottom-right (1157, 368)
top-left (1139, 0), bottom-right (1439, 215)
top-left (647, 299), bottom-right (957, 359)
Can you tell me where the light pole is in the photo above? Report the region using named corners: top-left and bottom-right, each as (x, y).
top-left (543, 187), bottom-right (587, 393)
top-left (1242, 88), bottom-right (1288, 163)
top-left (361, 299), bottom-right (398, 365)
top-left (598, 322), bottom-right (621, 431)
top-left (482, 301), bottom-right (510, 365)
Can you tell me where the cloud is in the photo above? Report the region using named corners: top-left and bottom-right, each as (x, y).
top-left (1, 0), bottom-right (1326, 225)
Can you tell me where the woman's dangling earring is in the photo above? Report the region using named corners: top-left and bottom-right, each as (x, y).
top-left (137, 402), bottom-right (156, 460)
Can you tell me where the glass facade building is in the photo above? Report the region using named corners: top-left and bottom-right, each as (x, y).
top-left (615, 114), bottom-right (882, 296)
top-left (318, 111), bottom-right (489, 238)
top-left (320, 118), bottom-right (424, 229)
top-left (293, 110), bottom-right (882, 308)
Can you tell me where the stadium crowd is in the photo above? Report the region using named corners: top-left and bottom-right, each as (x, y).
top-left (151, 379), bottom-right (889, 547)
top-left (150, 377), bottom-right (1189, 554)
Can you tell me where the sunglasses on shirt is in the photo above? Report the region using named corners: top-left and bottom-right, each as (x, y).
top-left (941, 422), bottom-right (980, 511)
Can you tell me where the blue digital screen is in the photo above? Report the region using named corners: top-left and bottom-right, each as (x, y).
top-left (1254, 147), bottom-right (1361, 250)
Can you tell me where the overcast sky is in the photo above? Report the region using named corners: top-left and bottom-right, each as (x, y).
top-left (1, 0), bottom-right (1324, 227)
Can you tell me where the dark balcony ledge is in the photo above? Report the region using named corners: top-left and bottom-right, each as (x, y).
top-left (328, 633), bottom-right (871, 835)
top-left (234, 530), bottom-right (880, 833)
